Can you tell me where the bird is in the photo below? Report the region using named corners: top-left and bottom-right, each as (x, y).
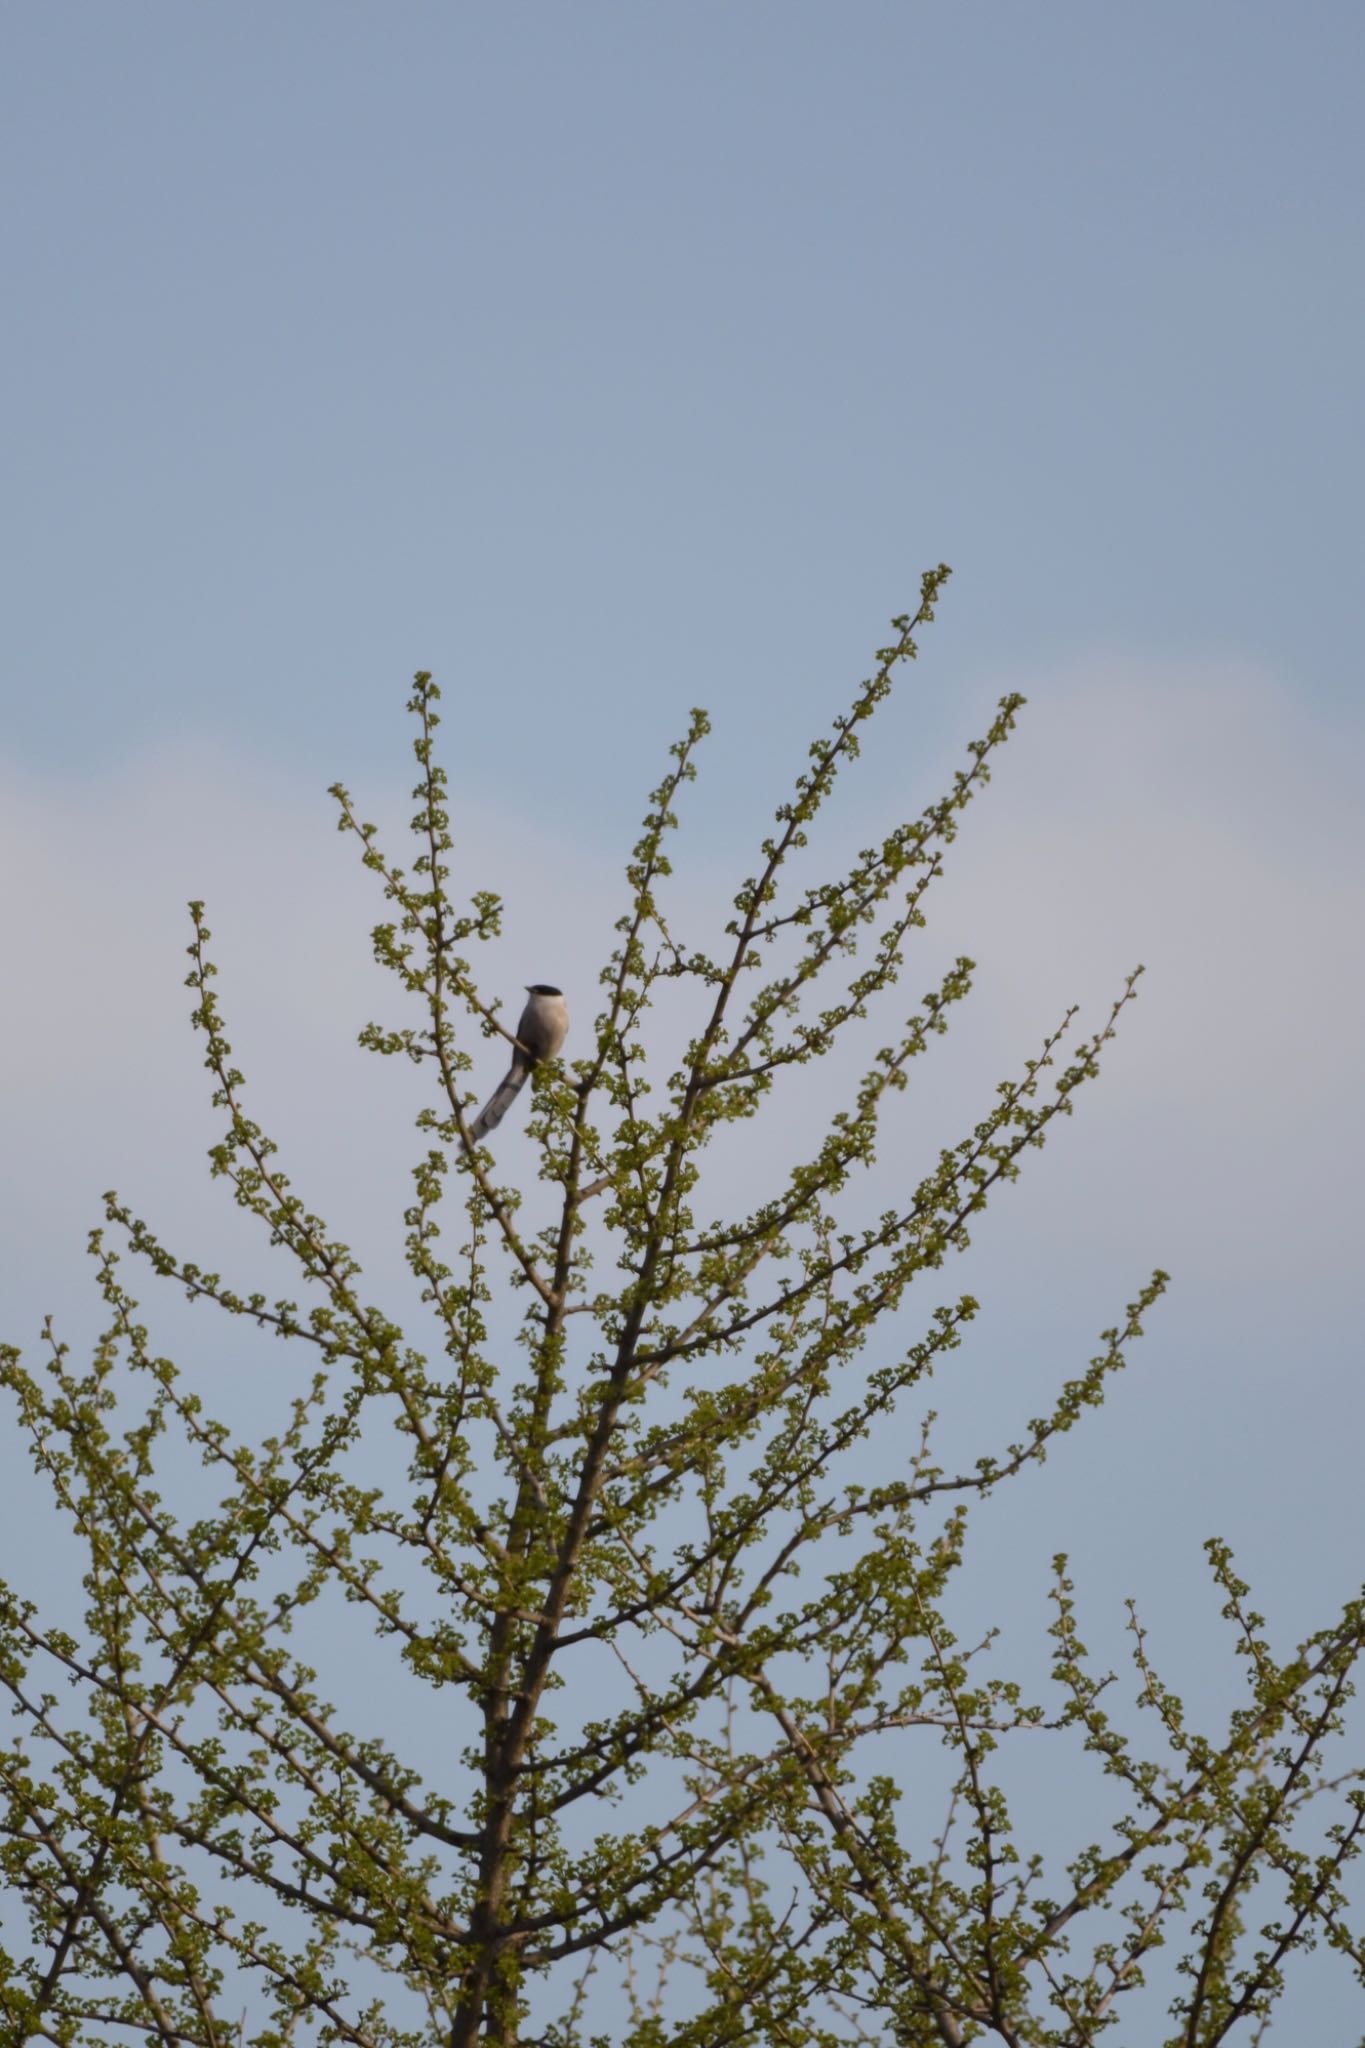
top-left (468, 985), bottom-right (570, 1140)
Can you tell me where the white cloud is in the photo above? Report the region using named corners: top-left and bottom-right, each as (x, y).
top-left (0, 738), bottom-right (625, 1335)
top-left (5, 653), bottom-right (1360, 1338)
top-left (936, 652), bottom-right (1365, 1289)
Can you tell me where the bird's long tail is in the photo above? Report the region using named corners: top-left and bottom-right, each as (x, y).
top-left (470, 1059), bottom-right (529, 1140)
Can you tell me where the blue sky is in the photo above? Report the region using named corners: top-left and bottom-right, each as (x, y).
top-left (2, 2), bottom-right (1363, 2034)
top-left (4, 2), bottom-right (1362, 803)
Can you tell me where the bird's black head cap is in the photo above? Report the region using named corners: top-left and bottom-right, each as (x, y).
top-left (526, 984), bottom-right (562, 996)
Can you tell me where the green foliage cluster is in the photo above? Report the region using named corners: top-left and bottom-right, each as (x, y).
top-left (2, 572), bottom-right (1361, 2044)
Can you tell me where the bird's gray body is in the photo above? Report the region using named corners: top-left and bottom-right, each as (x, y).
top-left (469, 985), bottom-right (569, 1140)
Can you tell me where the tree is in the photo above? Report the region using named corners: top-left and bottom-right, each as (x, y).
top-left (2, 567), bottom-right (1361, 2047)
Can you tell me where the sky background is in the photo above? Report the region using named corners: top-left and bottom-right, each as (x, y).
top-left (2, 1), bottom-right (1363, 2034)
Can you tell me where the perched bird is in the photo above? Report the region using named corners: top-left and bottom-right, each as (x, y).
top-left (469, 985), bottom-right (569, 1140)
